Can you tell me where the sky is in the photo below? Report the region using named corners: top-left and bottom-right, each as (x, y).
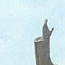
top-left (0, 0), bottom-right (65, 65)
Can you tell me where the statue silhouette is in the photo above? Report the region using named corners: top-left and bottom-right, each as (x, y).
top-left (34, 19), bottom-right (54, 65)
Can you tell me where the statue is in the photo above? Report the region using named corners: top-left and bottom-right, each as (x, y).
top-left (34, 19), bottom-right (54, 65)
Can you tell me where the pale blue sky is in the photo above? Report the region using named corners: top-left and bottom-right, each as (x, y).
top-left (0, 0), bottom-right (65, 65)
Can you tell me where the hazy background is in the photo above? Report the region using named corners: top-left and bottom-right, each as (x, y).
top-left (0, 0), bottom-right (65, 65)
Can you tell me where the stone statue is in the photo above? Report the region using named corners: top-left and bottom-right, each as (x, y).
top-left (34, 19), bottom-right (54, 65)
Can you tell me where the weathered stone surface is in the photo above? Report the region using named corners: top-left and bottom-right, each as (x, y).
top-left (34, 19), bottom-right (54, 65)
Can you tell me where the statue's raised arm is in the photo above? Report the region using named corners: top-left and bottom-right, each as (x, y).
top-left (43, 19), bottom-right (54, 39)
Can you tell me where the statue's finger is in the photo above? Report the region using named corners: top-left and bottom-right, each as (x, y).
top-left (51, 27), bottom-right (54, 33)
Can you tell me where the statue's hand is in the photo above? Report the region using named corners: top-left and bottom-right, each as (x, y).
top-left (50, 27), bottom-right (54, 36)
top-left (43, 19), bottom-right (54, 39)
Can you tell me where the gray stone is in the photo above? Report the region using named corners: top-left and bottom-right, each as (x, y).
top-left (34, 19), bottom-right (54, 65)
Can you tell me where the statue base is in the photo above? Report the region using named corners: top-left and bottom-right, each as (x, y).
top-left (34, 37), bottom-right (53, 65)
